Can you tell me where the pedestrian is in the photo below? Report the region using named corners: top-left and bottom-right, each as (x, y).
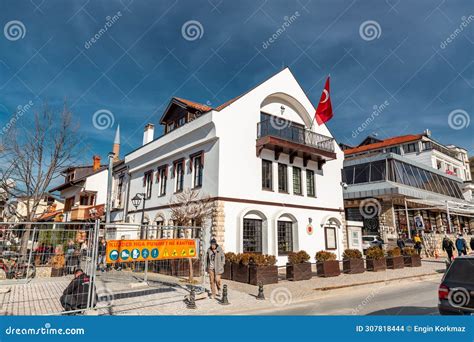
top-left (60, 268), bottom-right (97, 314)
top-left (97, 237), bottom-right (107, 272)
top-left (414, 233), bottom-right (422, 256)
top-left (65, 240), bottom-right (76, 274)
top-left (205, 238), bottom-right (225, 299)
top-left (442, 235), bottom-right (455, 262)
top-left (396, 236), bottom-right (405, 250)
top-left (455, 234), bottom-right (468, 256)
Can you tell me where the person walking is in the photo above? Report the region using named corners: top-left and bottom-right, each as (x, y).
top-left (442, 235), bottom-right (455, 262)
top-left (396, 236), bottom-right (405, 251)
top-left (205, 238), bottom-right (225, 299)
top-left (97, 237), bottom-right (107, 272)
top-left (455, 234), bottom-right (468, 256)
top-left (414, 233), bottom-right (422, 256)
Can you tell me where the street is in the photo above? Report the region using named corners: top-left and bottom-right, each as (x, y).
top-left (252, 276), bottom-right (441, 316)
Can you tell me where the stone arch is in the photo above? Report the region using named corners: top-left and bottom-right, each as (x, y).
top-left (260, 92), bottom-right (312, 127)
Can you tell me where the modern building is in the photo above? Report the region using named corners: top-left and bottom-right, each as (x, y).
top-left (122, 68), bottom-right (346, 264)
top-left (342, 131), bottom-right (474, 248)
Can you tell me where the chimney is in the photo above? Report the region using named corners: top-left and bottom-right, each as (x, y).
top-left (143, 123), bottom-right (155, 145)
top-left (93, 155), bottom-right (101, 171)
top-left (112, 125), bottom-right (120, 161)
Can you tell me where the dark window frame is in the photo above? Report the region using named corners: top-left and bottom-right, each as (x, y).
top-left (306, 169), bottom-right (316, 197)
top-left (243, 218), bottom-right (263, 253)
top-left (262, 159), bottom-right (273, 191)
top-left (278, 163), bottom-right (288, 193)
top-left (277, 220), bottom-right (293, 254)
top-left (293, 166), bottom-right (302, 195)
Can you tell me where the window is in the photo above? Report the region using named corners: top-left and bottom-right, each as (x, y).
top-left (64, 197), bottom-right (74, 212)
top-left (403, 143), bottom-right (417, 153)
top-left (243, 218), bottom-right (262, 253)
top-left (386, 146), bottom-right (400, 154)
top-left (174, 160), bottom-right (184, 192)
top-left (436, 160), bottom-right (443, 170)
top-left (116, 175), bottom-right (124, 207)
top-left (278, 164), bottom-right (288, 193)
top-left (342, 166), bottom-right (355, 184)
top-left (166, 122), bottom-right (175, 133)
top-left (293, 167), bottom-right (302, 195)
top-left (262, 160), bottom-right (273, 190)
top-left (277, 221), bottom-right (293, 254)
top-left (157, 166), bottom-right (168, 196)
top-left (354, 164), bottom-right (370, 184)
top-left (191, 153), bottom-right (204, 188)
top-left (369, 160), bottom-right (385, 182)
top-left (177, 116), bottom-right (186, 127)
top-left (144, 171), bottom-right (153, 199)
top-left (306, 170), bottom-right (315, 197)
top-left (80, 193), bottom-right (95, 206)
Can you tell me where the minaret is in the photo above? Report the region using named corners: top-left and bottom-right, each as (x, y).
top-left (112, 125), bottom-right (120, 161)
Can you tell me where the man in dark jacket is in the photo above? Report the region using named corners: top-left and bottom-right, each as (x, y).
top-left (97, 237), bottom-right (107, 272)
top-left (205, 238), bottom-right (225, 299)
top-left (442, 235), bottom-right (455, 262)
top-left (455, 234), bottom-right (468, 256)
top-left (396, 237), bottom-right (405, 250)
top-left (60, 268), bottom-right (96, 313)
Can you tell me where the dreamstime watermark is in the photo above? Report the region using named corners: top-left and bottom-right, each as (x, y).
top-left (84, 11), bottom-right (123, 49)
top-left (448, 109), bottom-right (470, 130)
top-left (92, 109), bottom-right (115, 130)
top-left (448, 287), bottom-right (471, 308)
top-left (351, 287), bottom-right (382, 314)
top-left (3, 20), bottom-right (26, 41)
top-left (359, 198), bottom-right (381, 219)
top-left (0, 100), bottom-right (34, 135)
top-left (440, 15), bottom-right (474, 49)
top-left (262, 11), bottom-right (301, 49)
top-left (5, 322), bottom-right (85, 336)
top-left (181, 20), bottom-right (204, 41)
top-left (270, 287), bottom-right (292, 307)
top-left (359, 20), bottom-right (381, 41)
top-left (352, 100), bottom-right (390, 139)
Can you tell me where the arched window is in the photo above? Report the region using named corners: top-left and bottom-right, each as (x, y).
top-left (277, 215), bottom-right (294, 255)
top-left (243, 213), bottom-right (263, 253)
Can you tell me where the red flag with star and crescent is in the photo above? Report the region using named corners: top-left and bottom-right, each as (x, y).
top-left (315, 76), bottom-right (333, 125)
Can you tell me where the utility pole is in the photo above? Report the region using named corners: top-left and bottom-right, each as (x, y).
top-left (105, 152), bottom-right (115, 224)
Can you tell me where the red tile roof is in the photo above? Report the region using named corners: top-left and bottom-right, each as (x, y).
top-left (174, 97), bottom-right (213, 112)
top-left (344, 134), bottom-right (424, 155)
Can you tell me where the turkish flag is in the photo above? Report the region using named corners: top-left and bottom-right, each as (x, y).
top-left (315, 77), bottom-right (333, 125)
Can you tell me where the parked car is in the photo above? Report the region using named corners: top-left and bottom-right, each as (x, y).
top-left (362, 235), bottom-right (384, 250)
top-left (438, 255), bottom-right (474, 315)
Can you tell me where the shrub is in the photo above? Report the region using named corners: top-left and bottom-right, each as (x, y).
top-left (342, 249), bottom-right (362, 260)
top-left (315, 250), bottom-right (337, 262)
top-left (402, 247), bottom-right (416, 256)
top-left (249, 254), bottom-right (277, 266)
top-left (288, 250), bottom-right (311, 264)
top-left (225, 252), bottom-right (236, 263)
top-left (387, 247), bottom-right (401, 257)
top-left (366, 246), bottom-right (384, 260)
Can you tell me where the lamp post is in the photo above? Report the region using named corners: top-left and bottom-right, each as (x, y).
top-left (131, 193), bottom-right (147, 239)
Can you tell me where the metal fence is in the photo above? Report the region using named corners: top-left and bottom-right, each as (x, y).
top-left (0, 221), bottom-right (204, 315)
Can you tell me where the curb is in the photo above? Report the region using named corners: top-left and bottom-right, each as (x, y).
top-left (314, 272), bottom-right (441, 291)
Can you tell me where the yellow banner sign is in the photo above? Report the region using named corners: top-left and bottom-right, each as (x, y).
top-left (106, 239), bottom-right (197, 263)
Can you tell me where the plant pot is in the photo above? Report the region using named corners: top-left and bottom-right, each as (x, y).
top-left (249, 265), bottom-right (278, 285)
top-left (286, 262), bottom-right (312, 281)
top-left (51, 267), bottom-right (64, 277)
top-left (387, 256), bottom-right (404, 269)
top-left (222, 261), bottom-right (232, 280)
top-left (343, 258), bottom-right (365, 274)
top-left (316, 260), bottom-right (340, 277)
top-left (366, 258), bottom-right (387, 272)
top-left (404, 255), bottom-right (421, 267)
top-left (231, 263), bottom-right (249, 283)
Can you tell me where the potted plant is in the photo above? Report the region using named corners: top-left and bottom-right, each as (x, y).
top-left (249, 254), bottom-right (278, 285)
top-left (342, 249), bottom-right (365, 274)
top-left (386, 247), bottom-right (404, 269)
top-left (286, 250), bottom-right (312, 281)
top-left (315, 251), bottom-right (340, 277)
top-left (365, 247), bottom-right (386, 272)
top-left (231, 253), bottom-right (251, 283)
top-left (403, 247), bottom-right (421, 267)
top-left (222, 252), bottom-right (236, 280)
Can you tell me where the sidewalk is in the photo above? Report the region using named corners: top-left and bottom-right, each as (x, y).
top-left (0, 260), bottom-right (445, 315)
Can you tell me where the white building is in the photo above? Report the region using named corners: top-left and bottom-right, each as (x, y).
top-left (123, 68), bottom-right (346, 264)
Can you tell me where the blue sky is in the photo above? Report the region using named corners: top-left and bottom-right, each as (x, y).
top-left (0, 0), bottom-right (473, 163)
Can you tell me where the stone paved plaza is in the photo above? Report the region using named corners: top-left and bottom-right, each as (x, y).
top-left (0, 260), bottom-right (445, 315)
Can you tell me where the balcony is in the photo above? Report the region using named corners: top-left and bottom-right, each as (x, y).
top-left (256, 120), bottom-right (336, 165)
top-left (70, 204), bottom-right (105, 221)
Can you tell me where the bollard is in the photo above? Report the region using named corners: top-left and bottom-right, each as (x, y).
top-left (220, 284), bottom-right (230, 305)
top-left (187, 287), bottom-right (197, 309)
top-left (256, 282), bottom-right (265, 300)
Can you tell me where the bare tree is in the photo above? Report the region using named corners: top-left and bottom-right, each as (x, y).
top-left (0, 103), bottom-right (81, 255)
top-left (168, 189), bottom-right (214, 282)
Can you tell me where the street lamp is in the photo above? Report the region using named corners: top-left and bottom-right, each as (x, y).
top-left (132, 193), bottom-right (146, 239)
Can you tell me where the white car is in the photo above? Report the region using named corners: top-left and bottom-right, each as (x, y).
top-left (362, 235), bottom-right (384, 250)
